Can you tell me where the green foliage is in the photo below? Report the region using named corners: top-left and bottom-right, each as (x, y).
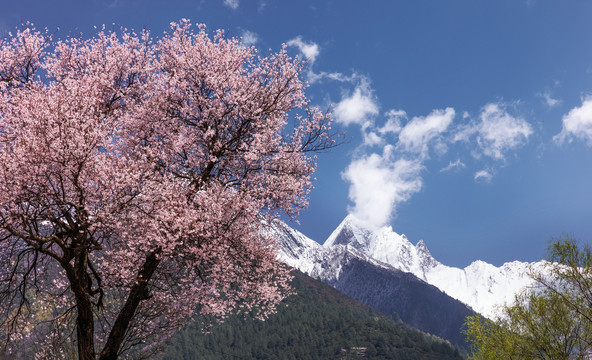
top-left (465, 235), bottom-right (592, 359)
top-left (158, 270), bottom-right (465, 359)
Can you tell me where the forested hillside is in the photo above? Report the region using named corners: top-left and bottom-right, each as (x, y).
top-left (158, 271), bottom-right (465, 359)
top-left (328, 256), bottom-right (475, 348)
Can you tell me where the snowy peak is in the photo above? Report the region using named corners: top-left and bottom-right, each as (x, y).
top-left (416, 239), bottom-right (428, 251)
top-left (268, 220), bottom-right (324, 276)
top-left (324, 214), bottom-right (438, 275)
top-left (415, 240), bottom-right (439, 270)
top-left (274, 215), bottom-right (546, 319)
top-left (324, 214), bottom-right (375, 250)
top-left (269, 219), bottom-right (321, 256)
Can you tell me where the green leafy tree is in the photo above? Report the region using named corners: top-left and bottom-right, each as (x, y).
top-left (465, 236), bottom-right (592, 359)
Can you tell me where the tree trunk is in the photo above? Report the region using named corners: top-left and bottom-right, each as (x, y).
top-left (63, 249), bottom-right (96, 360)
top-left (98, 252), bottom-right (160, 360)
top-left (75, 292), bottom-right (96, 360)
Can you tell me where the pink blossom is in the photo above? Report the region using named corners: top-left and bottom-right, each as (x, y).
top-left (0, 20), bottom-right (334, 359)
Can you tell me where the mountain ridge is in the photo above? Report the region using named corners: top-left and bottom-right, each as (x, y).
top-left (271, 219), bottom-right (475, 347)
top-left (274, 214), bottom-right (545, 319)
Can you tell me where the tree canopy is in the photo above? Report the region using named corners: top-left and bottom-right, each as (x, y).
top-left (0, 20), bottom-right (334, 359)
top-left (465, 236), bottom-right (592, 359)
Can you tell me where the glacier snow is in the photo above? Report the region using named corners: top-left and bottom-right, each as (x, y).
top-left (274, 214), bottom-right (545, 319)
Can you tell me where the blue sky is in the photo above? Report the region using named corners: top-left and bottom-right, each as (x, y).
top-left (3, 0), bottom-right (592, 268)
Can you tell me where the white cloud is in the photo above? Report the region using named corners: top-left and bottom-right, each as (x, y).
top-left (397, 107), bottom-right (455, 155)
top-left (452, 122), bottom-right (476, 143)
top-left (223, 0), bottom-right (239, 9)
top-left (306, 70), bottom-right (365, 84)
top-left (554, 96), bottom-right (592, 145)
top-left (240, 30), bottom-right (258, 47)
top-left (433, 140), bottom-right (448, 156)
top-left (340, 105), bottom-right (458, 226)
top-left (342, 147), bottom-right (423, 228)
top-left (455, 103), bottom-right (532, 160)
top-left (440, 159), bottom-right (465, 173)
top-left (363, 131), bottom-right (383, 147)
top-left (379, 109), bottom-right (405, 135)
top-left (476, 103), bottom-right (532, 159)
top-left (539, 91), bottom-right (561, 108)
top-left (474, 169), bottom-right (493, 182)
top-left (333, 81), bottom-right (379, 127)
top-left (286, 36), bottom-right (320, 65)
top-left (360, 109), bottom-right (406, 147)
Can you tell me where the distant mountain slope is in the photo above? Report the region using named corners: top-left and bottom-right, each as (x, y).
top-left (158, 270), bottom-right (465, 360)
top-left (272, 220), bottom-right (475, 348)
top-left (328, 255), bottom-right (474, 348)
top-left (324, 214), bottom-right (546, 319)
top-left (275, 215), bottom-right (545, 320)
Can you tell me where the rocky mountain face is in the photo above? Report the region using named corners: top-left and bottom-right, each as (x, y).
top-left (271, 215), bottom-right (546, 347)
top-left (323, 215), bottom-right (545, 319)
top-left (326, 254), bottom-right (475, 348)
top-left (270, 219), bottom-right (475, 348)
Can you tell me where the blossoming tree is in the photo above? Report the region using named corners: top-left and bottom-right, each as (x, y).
top-left (0, 20), bottom-right (334, 359)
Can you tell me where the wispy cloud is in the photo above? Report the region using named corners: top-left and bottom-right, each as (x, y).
top-left (440, 159), bottom-right (465, 173)
top-left (538, 90), bottom-right (561, 108)
top-left (285, 36), bottom-right (368, 85)
top-left (258, 1), bottom-right (267, 13)
top-left (456, 103), bottom-right (533, 160)
top-left (554, 96), bottom-right (592, 145)
top-left (362, 131), bottom-right (384, 147)
top-left (285, 35), bottom-right (380, 89)
top-left (397, 107), bottom-right (455, 156)
top-left (340, 99), bottom-right (536, 220)
top-left (223, 0), bottom-right (239, 10)
top-left (474, 169), bottom-right (493, 182)
top-left (379, 109), bottom-right (405, 135)
top-left (305, 55), bottom-right (532, 223)
top-left (339, 83), bottom-right (456, 226)
top-left (477, 103), bottom-right (533, 159)
top-left (342, 146), bottom-right (423, 228)
top-left (286, 36), bottom-right (320, 65)
top-left (240, 30), bottom-right (258, 47)
top-left (307, 70), bottom-right (356, 84)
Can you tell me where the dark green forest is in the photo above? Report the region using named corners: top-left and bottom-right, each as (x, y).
top-left (158, 271), bottom-right (465, 359)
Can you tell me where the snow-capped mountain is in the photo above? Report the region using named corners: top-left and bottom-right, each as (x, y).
top-left (275, 214), bottom-right (546, 319)
top-left (270, 219), bottom-right (475, 348)
top-left (324, 214), bottom-right (546, 318)
top-left (269, 219), bottom-right (391, 282)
